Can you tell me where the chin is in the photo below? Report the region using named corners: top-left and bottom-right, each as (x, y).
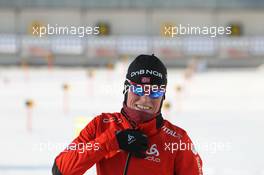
top-left (136, 108), bottom-right (154, 114)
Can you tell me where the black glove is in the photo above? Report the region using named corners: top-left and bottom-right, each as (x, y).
top-left (116, 129), bottom-right (148, 158)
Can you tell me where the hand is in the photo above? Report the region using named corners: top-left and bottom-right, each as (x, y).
top-left (116, 129), bottom-right (148, 158)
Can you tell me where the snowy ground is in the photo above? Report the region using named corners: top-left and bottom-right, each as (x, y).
top-left (0, 63), bottom-right (263, 175)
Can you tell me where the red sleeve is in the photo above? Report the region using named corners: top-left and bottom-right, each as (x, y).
top-left (54, 115), bottom-right (120, 175)
top-left (174, 133), bottom-right (203, 175)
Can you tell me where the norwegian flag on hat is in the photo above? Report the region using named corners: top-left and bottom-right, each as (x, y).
top-left (141, 77), bottom-right (151, 83)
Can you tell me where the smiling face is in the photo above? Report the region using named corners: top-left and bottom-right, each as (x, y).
top-left (126, 89), bottom-right (163, 114)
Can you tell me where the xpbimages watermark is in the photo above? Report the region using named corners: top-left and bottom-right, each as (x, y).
top-left (32, 24), bottom-right (100, 37)
top-left (164, 24), bottom-right (232, 37)
top-left (164, 140), bottom-right (232, 154)
top-left (32, 141), bottom-right (100, 153)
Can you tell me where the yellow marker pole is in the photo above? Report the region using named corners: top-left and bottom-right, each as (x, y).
top-left (25, 99), bottom-right (34, 132)
top-left (62, 83), bottom-right (70, 115)
top-left (21, 60), bottom-right (29, 82)
top-left (121, 56), bottom-right (129, 76)
top-left (107, 63), bottom-right (114, 82)
top-left (162, 101), bottom-right (171, 118)
top-left (74, 117), bottom-right (90, 137)
top-left (47, 54), bottom-right (54, 71)
top-left (86, 69), bottom-right (95, 97)
top-left (174, 84), bottom-right (183, 112)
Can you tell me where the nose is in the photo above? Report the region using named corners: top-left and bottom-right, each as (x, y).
top-left (139, 94), bottom-right (151, 102)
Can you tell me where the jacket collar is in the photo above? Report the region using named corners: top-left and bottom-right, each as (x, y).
top-left (137, 113), bottom-right (164, 136)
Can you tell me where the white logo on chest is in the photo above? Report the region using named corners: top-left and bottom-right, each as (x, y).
top-left (145, 144), bottom-right (160, 163)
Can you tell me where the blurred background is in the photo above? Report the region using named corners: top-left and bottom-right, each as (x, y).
top-left (0, 0), bottom-right (263, 175)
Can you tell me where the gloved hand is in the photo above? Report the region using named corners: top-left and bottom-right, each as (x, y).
top-left (116, 129), bottom-right (148, 158)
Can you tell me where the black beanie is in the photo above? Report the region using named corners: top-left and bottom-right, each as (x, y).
top-left (126, 54), bottom-right (167, 86)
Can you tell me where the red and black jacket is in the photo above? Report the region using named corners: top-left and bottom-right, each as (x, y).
top-left (52, 112), bottom-right (203, 175)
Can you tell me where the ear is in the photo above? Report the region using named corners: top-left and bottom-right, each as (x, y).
top-left (158, 96), bottom-right (165, 113)
top-left (123, 91), bottom-right (128, 105)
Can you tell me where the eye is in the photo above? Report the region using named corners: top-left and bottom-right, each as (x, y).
top-left (150, 91), bottom-right (164, 99)
top-left (131, 85), bottom-right (144, 96)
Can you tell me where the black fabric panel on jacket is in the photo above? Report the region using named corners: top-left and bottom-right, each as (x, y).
top-left (52, 161), bottom-right (62, 175)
